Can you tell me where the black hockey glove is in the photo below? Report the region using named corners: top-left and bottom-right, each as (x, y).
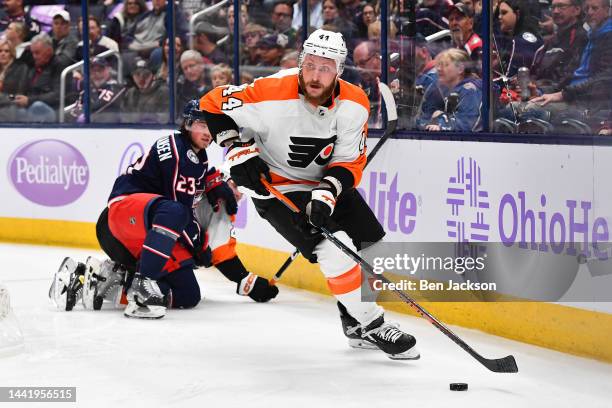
top-left (237, 273), bottom-right (279, 302)
top-left (184, 221), bottom-right (212, 267)
top-left (306, 181), bottom-right (337, 228)
top-left (204, 167), bottom-right (238, 215)
top-left (227, 140), bottom-right (271, 197)
top-left (193, 244), bottom-right (212, 268)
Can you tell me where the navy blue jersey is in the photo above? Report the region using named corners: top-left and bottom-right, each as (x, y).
top-left (109, 132), bottom-right (208, 209)
top-left (495, 31), bottom-right (543, 81)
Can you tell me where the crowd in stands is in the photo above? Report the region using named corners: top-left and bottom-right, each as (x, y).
top-left (0, 0), bottom-right (609, 134)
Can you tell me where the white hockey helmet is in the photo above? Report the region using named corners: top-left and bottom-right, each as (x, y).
top-left (299, 29), bottom-right (347, 75)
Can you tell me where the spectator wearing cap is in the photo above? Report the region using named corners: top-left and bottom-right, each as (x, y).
top-left (51, 10), bottom-right (78, 66)
top-left (176, 50), bottom-right (212, 119)
top-left (531, 0), bottom-right (588, 91)
top-left (106, 0), bottom-right (148, 49)
top-left (77, 16), bottom-right (119, 61)
top-left (292, 0), bottom-right (323, 31)
top-left (68, 57), bottom-right (126, 123)
top-left (256, 33), bottom-right (288, 67)
top-left (449, 3), bottom-right (482, 65)
top-left (121, 58), bottom-right (168, 123)
top-left (242, 23), bottom-right (268, 66)
top-left (0, 32), bottom-right (69, 122)
top-left (530, 0), bottom-right (612, 123)
top-left (193, 21), bottom-right (229, 65)
top-left (0, 0), bottom-right (40, 40)
top-left (270, 2), bottom-right (298, 48)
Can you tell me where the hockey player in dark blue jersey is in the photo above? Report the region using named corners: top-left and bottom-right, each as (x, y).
top-left (49, 100), bottom-right (279, 319)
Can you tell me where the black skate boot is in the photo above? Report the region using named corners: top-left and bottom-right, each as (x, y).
top-left (83, 258), bottom-right (127, 310)
top-left (337, 302), bottom-right (378, 349)
top-left (361, 315), bottom-right (420, 360)
top-left (124, 273), bottom-right (166, 319)
top-left (49, 257), bottom-right (86, 311)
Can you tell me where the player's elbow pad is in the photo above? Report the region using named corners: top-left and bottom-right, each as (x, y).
top-left (202, 110), bottom-right (240, 146)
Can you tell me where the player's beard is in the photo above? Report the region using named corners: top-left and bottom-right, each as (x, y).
top-left (298, 71), bottom-right (336, 106)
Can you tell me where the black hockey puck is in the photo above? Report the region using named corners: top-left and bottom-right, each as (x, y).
top-left (450, 383), bottom-right (468, 391)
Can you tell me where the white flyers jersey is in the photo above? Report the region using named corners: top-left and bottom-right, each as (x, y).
top-left (201, 68), bottom-right (369, 193)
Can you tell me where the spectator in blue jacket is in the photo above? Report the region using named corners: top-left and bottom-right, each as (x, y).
top-left (530, 0), bottom-right (612, 121)
top-left (418, 48), bottom-right (483, 132)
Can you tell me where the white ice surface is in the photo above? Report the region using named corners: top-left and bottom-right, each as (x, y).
top-left (1, 243), bottom-right (612, 408)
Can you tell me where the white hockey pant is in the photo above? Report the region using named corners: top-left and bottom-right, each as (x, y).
top-left (313, 230), bottom-right (383, 326)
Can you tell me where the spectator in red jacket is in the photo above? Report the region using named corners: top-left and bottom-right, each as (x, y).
top-left (449, 3), bottom-right (482, 66)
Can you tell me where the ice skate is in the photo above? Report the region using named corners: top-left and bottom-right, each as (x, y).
top-left (124, 273), bottom-right (166, 319)
top-left (361, 315), bottom-right (420, 360)
top-left (49, 257), bottom-right (86, 311)
top-left (83, 257), bottom-right (127, 310)
top-left (337, 302), bottom-right (378, 350)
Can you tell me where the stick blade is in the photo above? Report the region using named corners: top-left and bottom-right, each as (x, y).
top-left (482, 355), bottom-right (519, 373)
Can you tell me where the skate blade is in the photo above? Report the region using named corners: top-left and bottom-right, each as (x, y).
top-left (348, 338), bottom-right (379, 350)
top-left (387, 347), bottom-right (421, 361)
top-left (123, 303), bottom-right (166, 319)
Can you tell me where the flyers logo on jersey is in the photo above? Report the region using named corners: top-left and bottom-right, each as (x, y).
top-left (287, 135), bottom-right (337, 168)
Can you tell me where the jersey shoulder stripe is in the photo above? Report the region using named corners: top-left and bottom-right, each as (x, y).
top-left (337, 79), bottom-right (370, 113)
top-left (201, 73), bottom-right (299, 114)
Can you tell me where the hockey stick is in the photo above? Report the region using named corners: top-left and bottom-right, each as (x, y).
top-left (366, 81), bottom-right (398, 166)
top-left (261, 178), bottom-right (519, 373)
top-left (269, 82), bottom-right (398, 285)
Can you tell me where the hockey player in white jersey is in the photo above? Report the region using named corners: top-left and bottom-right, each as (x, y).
top-left (200, 29), bottom-right (419, 359)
